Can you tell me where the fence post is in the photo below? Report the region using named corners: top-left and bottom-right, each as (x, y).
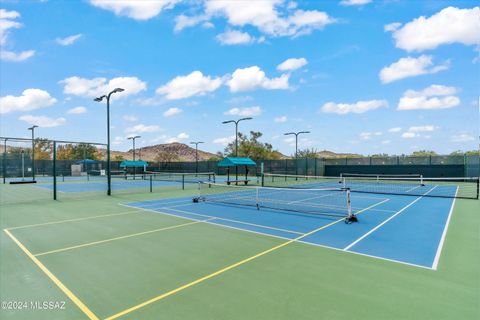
top-left (53, 141), bottom-right (57, 200)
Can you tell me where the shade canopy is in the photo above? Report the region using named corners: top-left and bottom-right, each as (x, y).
top-left (75, 159), bottom-right (98, 165)
top-left (119, 160), bottom-right (148, 168)
top-left (217, 157), bottom-right (256, 167)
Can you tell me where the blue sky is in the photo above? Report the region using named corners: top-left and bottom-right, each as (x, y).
top-left (0, 0), bottom-right (479, 155)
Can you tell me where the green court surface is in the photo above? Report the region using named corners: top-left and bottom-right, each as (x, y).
top-left (0, 185), bottom-right (478, 320)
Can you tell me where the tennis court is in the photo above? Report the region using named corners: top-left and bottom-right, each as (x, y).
top-left (1, 174), bottom-right (479, 320)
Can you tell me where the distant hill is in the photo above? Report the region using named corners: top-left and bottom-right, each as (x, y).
top-left (315, 150), bottom-right (363, 158)
top-left (111, 142), bottom-right (217, 162)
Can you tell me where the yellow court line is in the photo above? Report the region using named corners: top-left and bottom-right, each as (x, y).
top-left (34, 219), bottom-right (214, 257)
top-left (104, 216), bottom-right (346, 320)
top-left (6, 210), bottom-right (144, 231)
top-left (3, 229), bottom-right (99, 320)
top-left (165, 207), bottom-right (305, 235)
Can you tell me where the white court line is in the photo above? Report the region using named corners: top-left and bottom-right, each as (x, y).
top-left (406, 185), bottom-right (422, 193)
top-left (431, 186), bottom-right (459, 270)
top-left (164, 207), bottom-right (304, 235)
top-left (121, 202), bottom-right (432, 270)
top-left (343, 185), bottom-right (438, 251)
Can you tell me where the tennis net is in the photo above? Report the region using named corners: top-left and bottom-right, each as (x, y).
top-left (194, 182), bottom-right (356, 222)
top-left (144, 171), bottom-right (215, 183)
top-left (88, 170), bottom-right (126, 179)
top-left (340, 173), bottom-right (423, 182)
top-left (262, 173), bottom-right (479, 199)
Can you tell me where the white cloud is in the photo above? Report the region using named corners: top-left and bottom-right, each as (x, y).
top-left (174, 14), bottom-right (208, 32)
top-left (125, 124), bottom-right (161, 134)
top-left (226, 96), bottom-right (254, 104)
top-left (60, 76), bottom-right (147, 99)
top-left (401, 132), bottom-right (416, 139)
top-left (0, 9), bottom-right (35, 61)
top-left (401, 125), bottom-right (438, 138)
top-left (227, 66), bottom-right (289, 92)
top-left (381, 140), bottom-right (391, 144)
top-left (213, 135), bottom-right (235, 146)
top-left (156, 71), bottom-right (222, 100)
top-left (0, 9), bottom-right (22, 46)
top-left (359, 132), bottom-right (382, 140)
top-left (277, 57), bottom-right (308, 71)
top-left (56, 33), bottom-right (83, 46)
top-left (320, 99), bottom-right (388, 114)
top-left (0, 50), bottom-right (35, 62)
top-left (0, 89), bottom-right (57, 114)
top-left (112, 136), bottom-right (124, 145)
top-left (451, 133), bottom-right (475, 142)
top-left (181, 0), bottom-right (336, 38)
top-left (67, 106), bottom-right (87, 114)
top-left (123, 115), bottom-right (138, 121)
top-left (390, 7), bottom-right (480, 52)
top-left (89, 0), bottom-right (181, 20)
top-left (18, 115), bottom-right (66, 127)
top-left (409, 125), bottom-right (437, 133)
top-left (340, 0), bottom-right (372, 6)
top-left (359, 132), bottom-right (372, 140)
top-left (163, 107), bottom-right (182, 117)
top-left (388, 127), bottom-right (402, 133)
top-left (379, 55), bottom-right (449, 84)
top-left (398, 85), bottom-right (460, 110)
top-left (0, 9), bottom-right (20, 19)
top-left (216, 29), bottom-right (255, 45)
top-left (225, 106), bottom-right (262, 117)
top-left (274, 116), bottom-right (287, 123)
top-left (384, 22), bottom-right (401, 32)
top-left (166, 132), bottom-right (190, 143)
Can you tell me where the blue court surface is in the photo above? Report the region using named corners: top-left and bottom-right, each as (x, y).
top-left (124, 186), bottom-right (456, 270)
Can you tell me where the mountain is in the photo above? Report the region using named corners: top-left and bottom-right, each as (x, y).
top-left (315, 150), bottom-right (363, 158)
top-left (112, 143), bottom-right (217, 162)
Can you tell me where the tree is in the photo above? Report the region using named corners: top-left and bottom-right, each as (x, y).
top-left (450, 150), bottom-right (480, 156)
top-left (208, 152), bottom-right (223, 161)
top-left (296, 148), bottom-right (318, 158)
top-left (34, 139), bottom-right (53, 160)
top-left (154, 151), bottom-right (179, 162)
top-left (370, 153), bottom-right (389, 158)
top-left (113, 155), bottom-right (125, 161)
top-left (410, 150), bottom-right (438, 157)
top-left (224, 131), bottom-right (281, 160)
top-left (56, 143), bottom-right (102, 160)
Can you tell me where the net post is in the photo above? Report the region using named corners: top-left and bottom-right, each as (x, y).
top-left (345, 188), bottom-right (357, 223)
top-left (256, 187), bottom-right (259, 210)
top-left (420, 175), bottom-right (424, 186)
top-left (182, 174), bottom-right (185, 190)
top-left (2, 144), bottom-right (6, 184)
top-left (150, 174), bottom-right (153, 193)
top-left (261, 173), bottom-right (265, 187)
top-left (53, 141), bottom-right (57, 200)
top-left (476, 177), bottom-right (479, 200)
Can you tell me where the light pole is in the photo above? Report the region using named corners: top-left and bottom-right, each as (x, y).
top-left (94, 87), bottom-right (125, 195)
top-left (284, 131), bottom-right (310, 176)
top-left (128, 135), bottom-right (140, 179)
top-left (128, 136), bottom-right (141, 161)
top-left (222, 117), bottom-right (252, 181)
top-left (3, 138), bottom-right (7, 184)
top-left (28, 125), bottom-right (38, 180)
top-left (190, 141), bottom-right (204, 174)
